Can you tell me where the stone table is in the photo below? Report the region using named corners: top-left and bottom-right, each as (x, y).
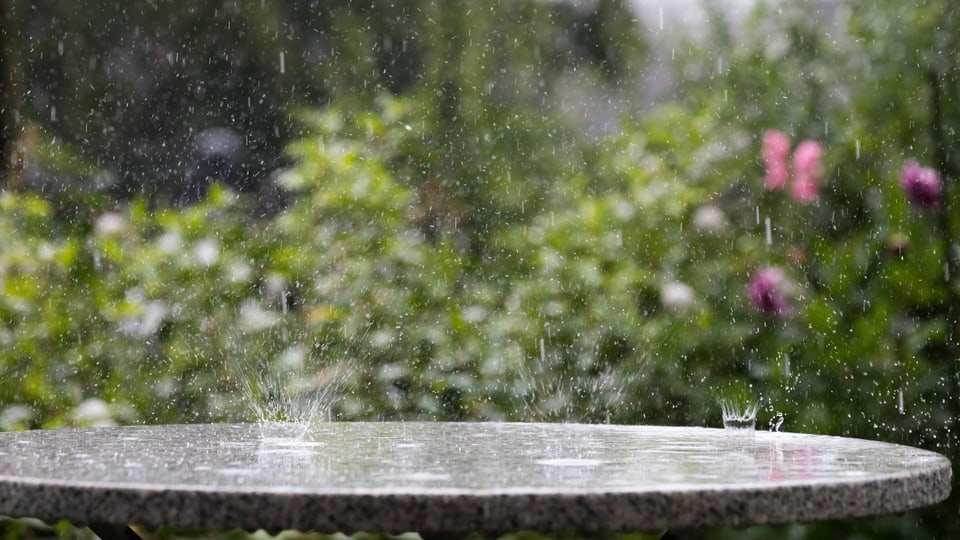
top-left (0, 422), bottom-right (950, 537)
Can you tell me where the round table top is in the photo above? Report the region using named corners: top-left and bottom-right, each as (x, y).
top-left (0, 422), bottom-right (950, 534)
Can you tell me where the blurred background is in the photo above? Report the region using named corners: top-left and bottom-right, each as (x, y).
top-left (1, 0), bottom-right (959, 538)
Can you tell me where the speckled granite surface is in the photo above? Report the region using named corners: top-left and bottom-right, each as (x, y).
top-left (0, 422), bottom-right (950, 534)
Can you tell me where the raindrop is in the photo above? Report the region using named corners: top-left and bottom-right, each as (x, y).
top-left (898, 388), bottom-right (905, 415)
top-left (855, 139), bottom-right (861, 160)
top-left (279, 51), bottom-right (286, 74)
top-left (764, 216), bottom-right (772, 245)
top-left (659, 6), bottom-right (664, 31)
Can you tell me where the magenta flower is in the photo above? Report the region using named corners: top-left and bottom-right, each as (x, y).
top-left (790, 140), bottom-right (823, 204)
top-left (762, 130), bottom-right (791, 190)
top-left (747, 267), bottom-right (790, 317)
top-left (900, 160), bottom-right (941, 209)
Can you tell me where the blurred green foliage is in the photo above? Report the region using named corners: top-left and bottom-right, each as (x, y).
top-left (2, 0), bottom-right (960, 539)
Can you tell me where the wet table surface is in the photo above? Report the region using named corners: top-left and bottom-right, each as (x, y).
top-left (0, 422), bottom-right (951, 535)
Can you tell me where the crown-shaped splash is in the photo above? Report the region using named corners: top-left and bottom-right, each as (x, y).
top-left (720, 399), bottom-right (759, 431)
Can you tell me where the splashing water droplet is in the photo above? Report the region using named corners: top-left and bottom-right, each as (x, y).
top-left (770, 411), bottom-right (786, 432)
top-left (720, 399), bottom-right (759, 431)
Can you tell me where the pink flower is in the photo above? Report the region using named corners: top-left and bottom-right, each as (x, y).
top-left (791, 173), bottom-right (819, 204)
top-left (792, 140), bottom-right (824, 177)
top-left (900, 160), bottom-right (941, 209)
top-left (765, 162), bottom-right (790, 191)
top-left (747, 267), bottom-right (791, 317)
top-left (762, 130), bottom-right (791, 161)
top-left (762, 130), bottom-right (791, 189)
top-left (760, 131), bottom-right (825, 203)
top-left (790, 140), bottom-right (823, 204)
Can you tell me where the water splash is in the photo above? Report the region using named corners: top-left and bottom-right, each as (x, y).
top-left (769, 411), bottom-right (786, 432)
top-left (720, 399), bottom-right (759, 431)
top-left (258, 420), bottom-right (311, 441)
top-left (224, 327), bottom-right (354, 440)
top-left (515, 336), bottom-right (642, 423)
top-left (240, 354), bottom-right (350, 435)
top-left (244, 371), bottom-right (331, 423)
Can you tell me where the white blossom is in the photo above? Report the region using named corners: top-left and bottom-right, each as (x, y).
top-left (193, 237), bottom-right (220, 266)
top-left (94, 212), bottom-right (126, 237)
top-left (73, 398), bottom-right (115, 427)
top-left (660, 281), bottom-right (696, 311)
top-left (691, 205), bottom-right (728, 234)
